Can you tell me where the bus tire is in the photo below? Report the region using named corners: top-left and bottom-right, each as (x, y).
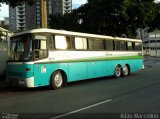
top-left (114, 65), bottom-right (122, 78)
top-left (51, 70), bottom-right (64, 90)
top-left (122, 65), bottom-right (129, 77)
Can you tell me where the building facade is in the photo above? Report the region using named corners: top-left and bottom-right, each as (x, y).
top-left (9, 3), bottom-right (37, 32)
top-left (9, 0), bottom-right (72, 32)
top-left (143, 30), bottom-right (160, 57)
top-left (49, 0), bottom-right (72, 15)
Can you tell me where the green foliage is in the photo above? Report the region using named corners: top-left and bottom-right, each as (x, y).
top-left (49, 0), bottom-right (160, 38)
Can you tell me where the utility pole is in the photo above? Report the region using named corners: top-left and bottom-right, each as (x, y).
top-left (41, 0), bottom-right (47, 28)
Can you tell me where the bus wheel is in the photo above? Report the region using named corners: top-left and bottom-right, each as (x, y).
top-left (122, 65), bottom-right (129, 77)
top-left (51, 70), bottom-right (63, 90)
top-left (114, 65), bottom-right (122, 78)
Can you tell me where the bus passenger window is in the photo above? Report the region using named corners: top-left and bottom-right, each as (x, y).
top-left (127, 42), bottom-right (133, 51)
top-left (115, 41), bottom-right (121, 51)
top-left (105, 40), bottom-right (114, 51)
top-left (120, 41), bottom-right (126, 51)
top-left (55, 35), bottom-right (71, 50)
top-left (75, 37), bottom-right (87, 50)
top-left (88, 39), bottom-right (96, 50)
top-left (95, 39), bottom-right (104, 50)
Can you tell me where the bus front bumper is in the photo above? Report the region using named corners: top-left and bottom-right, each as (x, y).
top-left (6, 77), bottom-right (35, 88)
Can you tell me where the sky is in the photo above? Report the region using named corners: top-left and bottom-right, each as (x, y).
top-left (0, 3), bottom-right (8, 20)
top-left (0, 0), bottom-right (87, 20)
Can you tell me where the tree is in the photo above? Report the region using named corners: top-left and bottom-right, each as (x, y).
top-left (49, 0), bottom-right (160, 38)
top-left (83, 0), bottom-right (160, 37)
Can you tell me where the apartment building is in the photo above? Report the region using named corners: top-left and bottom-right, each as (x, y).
top-left (9, 0), bottom-right (72, 32)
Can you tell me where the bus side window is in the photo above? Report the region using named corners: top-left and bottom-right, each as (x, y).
top-left (120, 41), bottom-right (126, 51)
top-left (127, 42), bottom-right (133, 51)
top-left (115, 41), bottom-right (121, 51)
top-left (88, 39), bottom-right (96, 50)
top-left (105, 40), bottom-right (114, 51)
top-left (75, 37), bottom-right (87, 50)
top-left (55, 35), bottom-right (71, 50)
top-left (95, 39), bottom-right (104, 50)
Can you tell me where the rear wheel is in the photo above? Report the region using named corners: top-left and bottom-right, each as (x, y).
top-left (51, 70), bottom-right (64, 90)
top-left (122, 65), bottom-right (129, 77)
top-left (114, 65), bottom-right (122, 78)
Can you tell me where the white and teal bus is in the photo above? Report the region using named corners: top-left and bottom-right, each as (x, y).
top-left (6, 28), bottom-right (143, 89)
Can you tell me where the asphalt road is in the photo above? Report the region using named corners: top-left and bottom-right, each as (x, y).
top-left (0, 67), bottom-right (160, 119)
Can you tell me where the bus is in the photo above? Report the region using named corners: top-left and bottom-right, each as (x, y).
top-left (6, 28), bottom-right (143, 89)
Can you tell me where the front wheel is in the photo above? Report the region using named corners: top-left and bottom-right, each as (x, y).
top-left (51, 71), bottom-right (64, 90)
top-left (114, 65), bottom-right (122, 78)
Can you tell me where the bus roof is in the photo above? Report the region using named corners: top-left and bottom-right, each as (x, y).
top-left (11, 28), bottom-right (142, 42)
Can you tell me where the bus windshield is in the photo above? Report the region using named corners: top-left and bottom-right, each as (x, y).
top-left (9, 35), bottom-right (33, 61)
